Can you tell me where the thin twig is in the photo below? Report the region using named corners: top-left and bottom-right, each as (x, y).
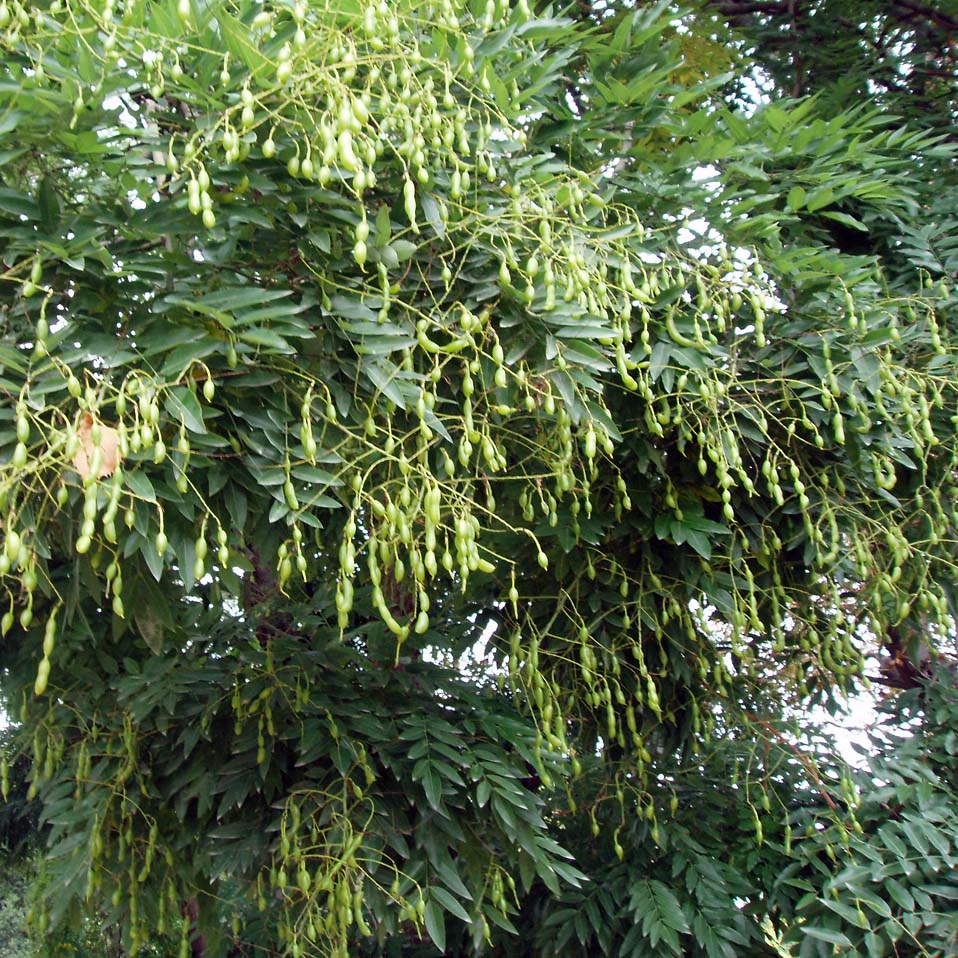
top-left (747, 712), bottom-right (839, 812)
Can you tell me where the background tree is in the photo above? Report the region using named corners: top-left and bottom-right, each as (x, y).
top-left (0, 2), bottom-right (956, 957)
top-left (703, 0), bottom-right (958, 282)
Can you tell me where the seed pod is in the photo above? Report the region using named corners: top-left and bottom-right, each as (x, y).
top-left (42, 613), bottom-right (57, 657)
top-left (403, 178), bottom-right (418, 232)
top-left (34, 656), bottom-right (51, 696)
top-left (337, 130), bottom-right (359, 172)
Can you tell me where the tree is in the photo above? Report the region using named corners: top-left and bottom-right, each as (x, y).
top-left (700, 0), bottom-right (958, 295)
top-left (0, 1), bottom-right (956, 957)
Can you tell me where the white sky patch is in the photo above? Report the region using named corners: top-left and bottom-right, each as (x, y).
top-left (816, 688), bottom-right (878, 768)
top-left (423, 614), bottom-right (503, 678)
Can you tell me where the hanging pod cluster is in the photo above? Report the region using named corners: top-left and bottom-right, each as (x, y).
top-left (492, 263), bottom-right (957, 770)
top-left (1, 0), bottom-right (956, 830)
top-left (0, 360), bottom-right (231, 696)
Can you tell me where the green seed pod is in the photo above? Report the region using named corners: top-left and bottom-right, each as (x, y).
top-left (34, 656), bottom-right (50, 696)
top-left (403, 177), bottom-right (418, 232)
top-left (42, 614), bottom-right (57, 657)
top-left (337, 130), bottom-right (359, 172)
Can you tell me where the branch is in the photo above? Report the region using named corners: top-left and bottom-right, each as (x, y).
top-left (892, 0), bottom-right (958, 33)
top-left (708, 0), bottom-right (958, 32)
top-left (788, 0), bottom-right (802, 99)
top-left (706, 0), bottom-right (790, 14)
top-left (747, 712), bottom-right (839, 812)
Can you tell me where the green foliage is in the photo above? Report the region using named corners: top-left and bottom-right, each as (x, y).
top-left (0, 859), bottom-right (32, 958)
top-left (702, 0), bottom-right (958, 285)
top-left (0, 1), bottom-right (956, 956)
top-left (776, 675), bottom-right (958, 958)
top-left (0, 852), bottom-right (181, 958)
top-left (0, 727), bottom-right (39, 857)
top-left (28, 625), bottom-right (581, 954)
top-left (503, 671), bottom-right (958, 958)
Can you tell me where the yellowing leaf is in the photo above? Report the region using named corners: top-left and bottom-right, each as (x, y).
top-left (72, 414), bottom-right (120, 480)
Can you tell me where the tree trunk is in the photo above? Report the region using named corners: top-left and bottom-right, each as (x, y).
top-left (185, 897), bottom-right (206, 958)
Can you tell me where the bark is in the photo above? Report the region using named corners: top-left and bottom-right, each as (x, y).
top-left (186, 896), bottom-right (206, 958)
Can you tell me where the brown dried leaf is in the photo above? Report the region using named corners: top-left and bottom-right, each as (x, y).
top-left (72, 413), bottom-right (121, 480)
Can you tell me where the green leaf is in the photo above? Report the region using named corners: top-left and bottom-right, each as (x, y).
top-left (821, 209), bottom-right (867, 232)
top-left (901, 819), bottom-right (930, 856)
top-left (130, 575), bottom-right (173, 653)
top-left (856, 891), bottom-right (891, 919)
top-left (803, 926), bottom-right (853, 947)
top-left (685, 527), bottom-right (712, 560)
top-left (213, 8), bottom-right (270, 76)
top-left (38, 176), bottom-right (61, 232)
top-left (649, 341), bottom-right (671, 381)
top-left (649, 881), bottom-right (691, 935)
top-left (431, 886), bottom-right (472, 924)
top-left (0, 186), bottom-right (40, 219)
top-left (422, 767), bottom-right (442, 810)
top-left (238, 328), bottom-right (293, 352)
top-left (805, 186), bottom-right (834, 212)
top-left (137, 535), bottom-right (165, 582)
top-left (821, 897), bottom-right (869, 928)
top-left (692, 913), bottom-right (735, 958)
top-left (786, 186), bottom-right (807, 211)
top-left (424, 898), bottom-right (446, 953)
top-left (884, 879), bottom-right (914, 911)
top-left (166, 386), bottom-right (207, 435)
top-left (916, 819), bottom-right (951, 857)
top-left (921, 883), bottom-right (958, 900)
top-left (421, 193), bottom-right (445, 239)
top-left (391, 239), bottom-right (418, 261)
top-left (434, 856), bottom-right (473, 900)
top-left (878, 825), bottom-right (908, 859)
top-left (123, 470), bottom-right (157, 503)
top-left (374, 202), bottom-right (392, 244)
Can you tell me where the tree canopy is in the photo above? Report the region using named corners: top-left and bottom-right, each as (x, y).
top-left (1, 1), bottom-right (956, 957)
